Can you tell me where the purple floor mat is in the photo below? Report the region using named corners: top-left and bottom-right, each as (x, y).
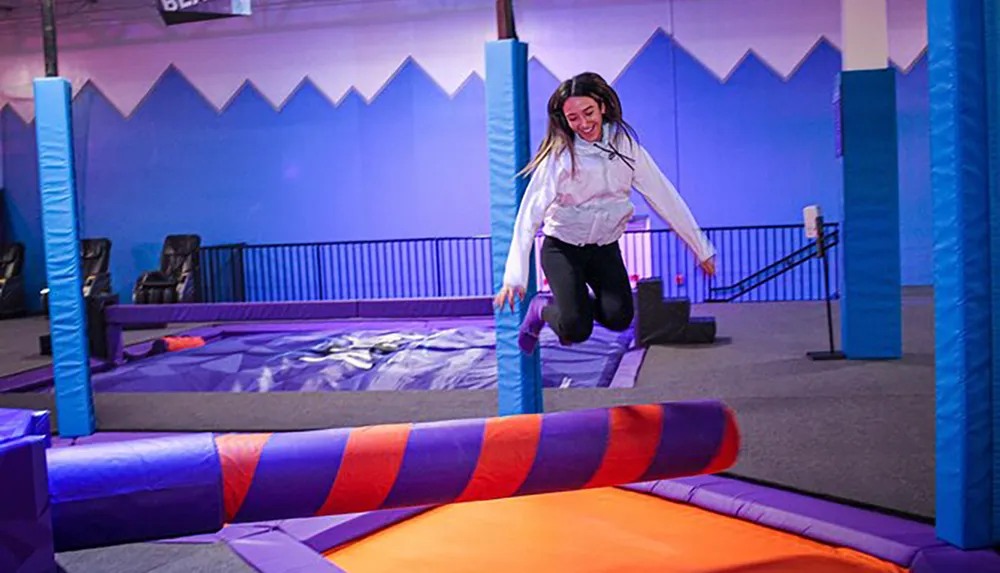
top-left (65, 319), bottom-right (638, 393)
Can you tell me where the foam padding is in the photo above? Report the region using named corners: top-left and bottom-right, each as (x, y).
top-left (218, 402), bottom-right (737, 523)
top-left (837, 68), bottom-right (902, 360)
top-left (987, 0), bottom-right (1000, 554)
top-left (43, 402), bottom-right (737, 551)
top-left (620, 475), bottom-right (1000, 572)
top-left (0, 408), bottom-right (50, 446)
top-left (227, 530), bottom-right (347, 573)
top-left (636, 278), bottom-right (715, 345)
top-left (927, 0), bottom-right (998, 549)
top-left (0, 435), bottom-right (54, 573)
top-left (324, 487), bottom-right (909, 573)
top-left (283, 506), bottom-right (435, 553)
top-left (47, 433), bottom-right (225, 551)
top-left (485, 39), bottom-right (542, 416)
top-left (33, 77), bottom-right (95, 437)
top-left (104, 298), bottom-right (493, 325)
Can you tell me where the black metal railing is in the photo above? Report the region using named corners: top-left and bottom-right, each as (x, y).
top-left (706, 228), bottom-right (839, 302)
top-left (197, 224), bottom-right (840, 304)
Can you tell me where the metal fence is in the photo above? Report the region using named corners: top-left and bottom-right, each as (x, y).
top-left (197, 224), bottom-right (840, 304)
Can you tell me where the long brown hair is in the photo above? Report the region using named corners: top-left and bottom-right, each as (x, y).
top-left (521, 72), bottom-right (638, 177)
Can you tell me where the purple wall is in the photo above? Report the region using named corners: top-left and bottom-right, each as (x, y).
top-left (0, 32), bottom-right (931, 310)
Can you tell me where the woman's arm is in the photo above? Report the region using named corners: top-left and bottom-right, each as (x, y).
top-left (502, 155), bottom-right (559, 289)
top-left (630, 145), bottom-right (716, 265)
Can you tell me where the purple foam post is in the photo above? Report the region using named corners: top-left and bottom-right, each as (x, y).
top-left (104, 322), bottom-right (124, 365)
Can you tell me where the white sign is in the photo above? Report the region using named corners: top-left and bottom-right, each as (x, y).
top-left (803, 205), bottom-right (821, 239)
top-left (159, 0), bottom-right (208, 12)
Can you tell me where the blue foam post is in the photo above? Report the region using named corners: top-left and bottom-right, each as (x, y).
top-left (33, 78), bottom-right (95, 437)
top-left (987, 0), bottom-right (1000, 549)
top-left (837, 69), bottom-right (902, 360)
top-left (485, 39), bottom-right (542, 416)
top-left (927, 0), bottom-right (997, 549)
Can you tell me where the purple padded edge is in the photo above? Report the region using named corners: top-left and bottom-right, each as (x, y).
top-left (0, 435), bottom-right (55, 573)
top-left (909, 544), bottom-right (1000, 573)
top-left (104, 297), bottom-right (494, 325)
top-left (227, 529), bottom-right (348, 573)
top-left (277, 506), bottom-right (436, 553)
top-left (0, 360), bottom-right (113, 393)
top-left (609, 348), bottom-right (645, 389)
top-left (0, 409), bottom-right (37, 443)
top-left (208, 318), bottom-right (493, 335)
top-left (157, 522), bottom-right (276, 545)
top-left (161, 505), bottom-right (435, 554)
top-left (105, 301), bottom-right (360, 324)
top-left (0, 409), bottom-right (51, 448)
top-left (619, 476), bottom-right (1000, 571)
top-left (50, 432), bottom-right (190, 449)
top-left (357, 297), bottom-right (493, 318)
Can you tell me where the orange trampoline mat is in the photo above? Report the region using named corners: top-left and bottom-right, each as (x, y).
top-left (325, 487), bottom-right (906, 573)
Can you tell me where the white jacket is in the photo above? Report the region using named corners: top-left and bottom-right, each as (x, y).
top-left (503, 124), bottom-right (716, 289)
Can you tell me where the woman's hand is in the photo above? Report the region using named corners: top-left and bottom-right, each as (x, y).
top-left (494, 284), bottom-right (526, 312)
top-left (699, 256), bottom-right (716, 277)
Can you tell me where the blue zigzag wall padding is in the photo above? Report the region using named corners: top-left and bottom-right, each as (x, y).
top-left (0, 31), bottom-right (931, 309)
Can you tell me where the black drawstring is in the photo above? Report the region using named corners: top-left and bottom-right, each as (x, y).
top-left (593, 141), bottom-right (635, 171)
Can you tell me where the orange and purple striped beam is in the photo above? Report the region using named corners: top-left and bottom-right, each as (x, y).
top-left (216, 401), bottom-right (739, 524)
top-left (47, 401), bottom-right (738, 551)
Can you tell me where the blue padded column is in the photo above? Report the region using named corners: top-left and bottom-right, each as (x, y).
top-left (485, 39), bottom-right (542, 416)
top-left (928, 0), bottom-right (997, 549)
top-left (987, 0), bottom-right (1000, 547)
top-left (33, 78), bottom-right (94, 437)
top-left (837, 68), bottom-right (902, 360)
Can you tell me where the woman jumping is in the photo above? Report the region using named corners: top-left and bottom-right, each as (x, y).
top-left (495, 72), bottom-right (716, 354)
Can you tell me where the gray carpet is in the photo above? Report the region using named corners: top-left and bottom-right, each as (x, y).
top-left (0, 315), bottom-right (209, 378)
top-left (57, 542), bottom-right (256, 573)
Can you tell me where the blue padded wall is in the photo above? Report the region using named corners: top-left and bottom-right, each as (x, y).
top-left (927, 0), bottom-right (998, 549)
top-left (0, 36), bottom-right (936, 307)
top-left (33, 78), bottom-right (95, 437)
top-left (485, 39), bottom-right (543, 416)
top-left (838, 68), bottom-right (902, 360)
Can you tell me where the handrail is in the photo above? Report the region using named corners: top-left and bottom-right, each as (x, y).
top-left (196, 224), bottom-right (841, 304)
top-left (706, 230), bottom-right (839, 302)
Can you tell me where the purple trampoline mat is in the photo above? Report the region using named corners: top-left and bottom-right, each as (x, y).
top-left (78, 319), bottom-right (638, 393)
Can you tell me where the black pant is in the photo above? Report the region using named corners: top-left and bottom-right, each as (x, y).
top-left (540, 235), bottom-right (634, 343)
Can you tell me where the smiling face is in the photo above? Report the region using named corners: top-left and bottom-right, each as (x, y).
top-left (562, 96), bottom-right (604, 143)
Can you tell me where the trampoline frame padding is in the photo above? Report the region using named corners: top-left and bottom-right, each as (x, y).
top-left (45, 401), bottom-right (738, 551)
top-left (622, 476), bottom-right (1000, 573)
top-left (49, 432), bottom-right (224, 552)
top-left (34, 77), bottom-right (95, 437)
top-left (485, 38), bottom-right (543, 417)
top-left (0, 434), bottom-right (53, 572)
top-left (102, 298), bottom-right (495, 364)
top-left (927, 0), bottom-right (999, 549)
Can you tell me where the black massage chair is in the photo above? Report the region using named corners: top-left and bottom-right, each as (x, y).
top-left (40, 238), bottom-right (113, 315)
top-left (0, 242), bottom-right (26, 318)
top-left (133, 234), bottom-right (201, 304)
